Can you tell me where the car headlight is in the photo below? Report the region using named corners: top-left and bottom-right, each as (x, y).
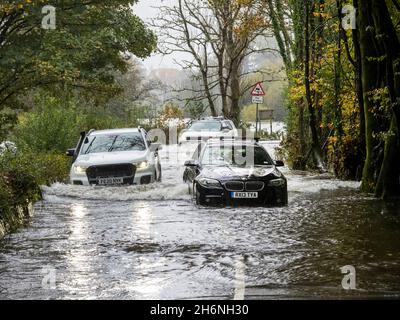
top-left (136, 161), bottom-right (149, 170)
top-left (268, 178), bottom-right (285, 187)
top-left (197, 178), bottom-right (222, 189)
top-left (74, 165), bottom-right (87, 175)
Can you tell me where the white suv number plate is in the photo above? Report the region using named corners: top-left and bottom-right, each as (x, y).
top-left (231, 192), bottom-right (258, 199)
top-left (98, 177), bottom-right (124, 185)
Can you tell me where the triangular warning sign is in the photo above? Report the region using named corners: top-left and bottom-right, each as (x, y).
top-left (251, 82), bottom-right (266, 96)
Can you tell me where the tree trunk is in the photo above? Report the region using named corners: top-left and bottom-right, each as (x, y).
top-left (201, 69), bottom-right (218, 117)
top-left (267, 0), bottom-right (292, 71)
top-left (370, 0), bottom-right (400, 198)
top-left (334, 0), bottom-right (343, 140)
top-left (375, 116), bottom-right (400, 198)
top-left (304, 0), bottom-right (324, 169)
top-left (229, 59), bottom-right (241, 125)
top-left (352, 0), bottom-right (366, 180)
top-left (371, 0), bottom-right (400, 145)
top-left (358, 0), bottom-right (385, 192)
top-left (298, 101), bottom-right (307, 170)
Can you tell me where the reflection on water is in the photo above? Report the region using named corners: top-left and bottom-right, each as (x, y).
top-left (127, 202), bottom-right (167, 299)
top-left (62, 203), bottom-right (97, 298)
top-left (132, 202), bottom-right (153, 240)
top-left (233, 256), bottom-right (246, 300)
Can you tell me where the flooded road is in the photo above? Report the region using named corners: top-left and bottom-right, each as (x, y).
top-left (1, 143), bottom-right (400, 299)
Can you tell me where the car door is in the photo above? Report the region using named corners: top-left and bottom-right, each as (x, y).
top-left (228, 120), bottom-right (238, 137)
top-left (72, 131), bottom-right (87, 163)
top-left (143, 129), bottom-right (161, 176)
top-left (183, 143), bottom-right (203, 183)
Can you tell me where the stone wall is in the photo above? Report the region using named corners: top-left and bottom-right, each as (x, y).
top-left (0, 203), bottom-right (34, 240)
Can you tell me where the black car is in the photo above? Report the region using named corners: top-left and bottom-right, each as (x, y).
top-left (183, 139), bottom-right (288, 207)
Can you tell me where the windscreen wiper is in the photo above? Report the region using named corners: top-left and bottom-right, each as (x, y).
top-left (84, 137), bottom-right (96, 154)
top-left (108, 136), bottom-right (119, 152)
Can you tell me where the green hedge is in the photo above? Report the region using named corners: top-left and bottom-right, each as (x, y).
top-left (0, 151), bottom-right (70, 224)
top-left (0, 157), bottom-right (41, 224)
top-left (5, 152), bottom-right (71, 186)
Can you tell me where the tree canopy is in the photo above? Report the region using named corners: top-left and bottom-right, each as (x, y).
top-left (0, 0), bottom-right (157, 110)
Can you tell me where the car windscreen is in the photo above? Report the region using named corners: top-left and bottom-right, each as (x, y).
top-left (81, 133), bottom-right (146, 154)
top-left (201, 145), bottom-right (274, 167)
top-left (187, 121), bottom-right (222, 132)
top-left (222, 121), bottom-right (233, 130)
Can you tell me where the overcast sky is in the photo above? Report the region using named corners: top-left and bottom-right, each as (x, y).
top-left (133, 0), bottom-right (182, 70)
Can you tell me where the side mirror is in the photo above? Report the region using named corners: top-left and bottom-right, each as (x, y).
top-left (184, 160), bottom-right (200, 167)
top-left (150, 142), bottom-right (163, 152)
top-left (275, 160), bottom-right (285, 167)
top-left (66, 148), bottom-right (76, 157)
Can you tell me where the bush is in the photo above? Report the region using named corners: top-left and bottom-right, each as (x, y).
top-left (0, 154), bottom-right (41, 222)
top-left (154, 103), bottom-right (186, 144)
top-left (257, 129), bottom-right (284, 141)
top-left (10, 152), bottom-right (70, 185)
top-left (0, 108), bottom-right (17, 141)
top-left (13, 97), bottom-right (80, 154)
top-left (184, 101), bottom-right (206, 119)
top-left (78, 111), bottom-right (127, 132)
top-left (13, 95), bottom-right (139, 155)
top-left (1, 150), bottom-right (69, 187)
top-left (0, 176), bottom-right (12, 219)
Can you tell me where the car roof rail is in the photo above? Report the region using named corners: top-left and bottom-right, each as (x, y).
top-left (200, 116), bottom-right (226, 121)
top-left (87, 129), bottom-right (96, 135)
top-left (234, 136), bottom-right (260, 142)
top-left (138, 126), bottom-right (147, 135)
top-left (207, 137), bottom-right (261, 143)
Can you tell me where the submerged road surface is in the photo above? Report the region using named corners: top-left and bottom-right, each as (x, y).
top-left (1, 143), bottom-right (400, 299)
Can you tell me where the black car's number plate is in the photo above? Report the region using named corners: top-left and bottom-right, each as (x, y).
top-left (98, 177), bottom-right (124, 185)
top-left (231, 192), bottom-right (258, 199)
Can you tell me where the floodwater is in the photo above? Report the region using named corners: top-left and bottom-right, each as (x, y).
top-left (0, 142), bottom-right (399, 300)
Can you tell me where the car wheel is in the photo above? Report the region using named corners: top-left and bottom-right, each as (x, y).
top-left (277, 190), bottom-right (288, 207)
top-left (283, 190), bottom-right (289, 206)
top-left (194, 183), bottom-right (202, 206)
top-left (157, 164), bottom-right (162, 182)
top-left (191, 183), bottom-right (196, 202)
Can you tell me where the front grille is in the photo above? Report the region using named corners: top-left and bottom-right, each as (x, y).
top-left (245, 181), bottom-right (265, 191)
top-left (86, 164), bottom-right (135, 180)
top-left (224, 181), bottom-right (244, 191)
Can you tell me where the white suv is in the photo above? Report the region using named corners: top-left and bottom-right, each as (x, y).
top-left (67, 128), bottom-right (162, 186)
top-left (179, 117), bottom-right (238, 144)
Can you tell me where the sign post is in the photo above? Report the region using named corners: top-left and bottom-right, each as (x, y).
top-left (259, 109), bottom-right (275, 135)
top-left (251, 82), bottom-right (266, 136)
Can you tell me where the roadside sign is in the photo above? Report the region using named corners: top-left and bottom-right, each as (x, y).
top-left (252, 96), bottom-right (264, 104)
top-left (251, 82), bottom-right (266, 96)
top-left (259, 109), bottom-right (274, 120)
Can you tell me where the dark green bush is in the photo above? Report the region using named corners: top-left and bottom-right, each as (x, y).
top-left (0, 176), bottom-right (12, 219)
top-left (13, 95), bottom-right (137, 155)
top-left (6, 152), bottom-right (70, 185)
top-left (13, 97), bottom-right (80, 154)
top-left (0, 155), bottom-right (41, 222)
top-left (78, 111), bottom-right (127, 133)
